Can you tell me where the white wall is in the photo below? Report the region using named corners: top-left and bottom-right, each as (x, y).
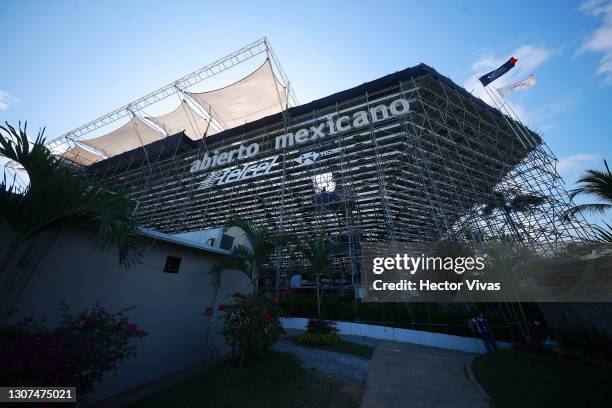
top-left (10, 229), bottom-right (251, 402)
top-left (281, 317), bottom-right (511, 354)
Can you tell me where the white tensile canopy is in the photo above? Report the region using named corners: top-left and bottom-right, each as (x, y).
top-left (71, 57), bottom-right (289, 164)
top-left (187, 59), bottom-right (288, 129)
top-left (146, 100), bottom-right (217, 140)
top-left (81, 116), bottom-right (164, 157)
top-left (61, 145), bottom-right (103, 165)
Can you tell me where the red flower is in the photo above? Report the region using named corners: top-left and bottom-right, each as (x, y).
top-left (203, 306), bottom-right (213, 316)
top-left (271, 298), bottom-right (279, 305)
top-left (218, 304), bottom-right (228, 311)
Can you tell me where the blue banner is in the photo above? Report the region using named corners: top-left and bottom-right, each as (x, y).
top-left (478, 57), bottom-right (517, 86)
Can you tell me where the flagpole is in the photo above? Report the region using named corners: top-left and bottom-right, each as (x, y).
top-left (481, 83), bottom-right (529, 149)
top-left (487, 85), bottom-right (536, 148)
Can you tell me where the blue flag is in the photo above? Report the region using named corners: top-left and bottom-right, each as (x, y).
top-left (478, 57), bottom-right (518, 86)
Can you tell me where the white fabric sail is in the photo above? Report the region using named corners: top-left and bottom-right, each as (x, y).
top-left (81, 116), bottom-right (164, 157)
top-left (187, 59), bottom-right (288, 129)
top-left (146, 100), bottom-right (217, 140)
top-left (61, 145), bottom-right (103, 165)
top-left (497, 75), bottom-right (536, 97)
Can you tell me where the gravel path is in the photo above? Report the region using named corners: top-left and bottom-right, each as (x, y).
top-left (273, 339), bottom-right (370, 385)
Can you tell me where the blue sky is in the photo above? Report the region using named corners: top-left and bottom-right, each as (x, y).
top-left (1, 1), bottom-right (610, 200)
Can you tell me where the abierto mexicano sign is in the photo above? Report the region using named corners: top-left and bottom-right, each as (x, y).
top-left (191, 97), bottom-right (410, 189)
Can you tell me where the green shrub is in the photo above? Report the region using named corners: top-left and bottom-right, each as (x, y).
top-left (296, 332), bottom-right (341, 346)
top-left (306, 319), bottom-right (338, 335)
top-left (219, 293), bottom-right (283, 366)
top-left (0, 302), bottom-right (148, 404)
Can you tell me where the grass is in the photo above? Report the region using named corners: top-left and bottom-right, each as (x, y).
top-left (130, 351), bottom-right (359, 408)
top-left (472, 350), bottom-right (612, 408)
top-left (289, 336), bottom-right (375, 359)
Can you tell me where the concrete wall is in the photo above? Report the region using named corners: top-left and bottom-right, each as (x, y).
top-left (10, 229), bottom-right (250, 402)
top-left (281, 317), bottom-right (511, 354)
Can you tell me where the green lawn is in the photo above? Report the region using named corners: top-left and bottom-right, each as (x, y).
top-left (289, 336), bottom-right (375, 359)
top-left (472, 350), bottom-right (612, 408)
top-left (130, 351), bottom-right (359, 408)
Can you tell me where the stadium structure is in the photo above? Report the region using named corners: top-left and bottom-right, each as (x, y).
top-left (38, 38), bottom-right (589, 285)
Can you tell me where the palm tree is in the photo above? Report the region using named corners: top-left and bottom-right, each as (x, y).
top-left (563, 160), bottom-right (612, 242)
top-left (482, 191), bottom-right (546, 238)
top-left (565, 160), bottom-right (612, 219)
top-left (209, 216), bottom-right (290, 295)
top-left (0, 122), bottom-right (141, 321)
top-left (299, 231), bottom-right (339, 318)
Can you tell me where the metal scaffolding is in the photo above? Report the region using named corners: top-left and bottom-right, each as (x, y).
top-left (41, 43), bottom-right (592, 288)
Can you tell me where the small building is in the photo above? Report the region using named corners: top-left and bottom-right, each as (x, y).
top-left (7, 227), bottom-right (251, 403)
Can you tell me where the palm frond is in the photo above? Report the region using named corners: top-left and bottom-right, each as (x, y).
top-left (209, 253), bottom-right (252, 289)
top-left (563, 203), bottom-right (612, 220)
top-left (0, 122), bottom-right (141, 266)
top-left (223, 216), bottom-right (259, 246)
top-left (569, 159), bottom-right (612, 202)
top-left (482, 191), bottom-right (506, 215)
top-left (592, 221), bottom-right (612, 243)
top-left (298, 231), bottom-right (339, 278)
top-left (510, 194), bottom-right (546, 212)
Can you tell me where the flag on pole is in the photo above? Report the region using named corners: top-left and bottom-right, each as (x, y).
top-left (478, 57), bottom-right (518, 86)
top-left (496, 75), bottom-right (536, 97)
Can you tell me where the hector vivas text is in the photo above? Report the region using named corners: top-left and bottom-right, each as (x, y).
top-left (370, 254), bottom-right (501, 292)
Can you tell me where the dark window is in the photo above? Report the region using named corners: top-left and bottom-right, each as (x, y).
top-left (163, 256), bottom-right (182, 273)
top-left (220, 234), bottom-right (235, 250)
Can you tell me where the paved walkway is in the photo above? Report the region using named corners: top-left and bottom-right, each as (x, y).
top-left (361, 341), bottom-right (490, 408)
top-left (273, 339), bottom-right (369, 385)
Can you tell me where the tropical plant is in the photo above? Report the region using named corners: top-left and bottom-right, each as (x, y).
top-left (296, 318), bottom-right (340, 346)
top-left (0, 302), bottom-right (148, 403)
top-left (209, 216), bottom-right (290, 295)
top-left (299, 231), bottom-right (340, 318)
top-left (219, 292), bottom-right (283, 367)
top-left (565, 160), bottom-right (612, 219)
top-left (593, 221), bottom-right (612, 243)
top-left (481, 191), bottom-right (546, 238)
top-left (0, 122), bottom-right (141, 321)
top-left (564, 159), bottom-right (612, 242)
top-left (305, 318), bottom-right (338, 335)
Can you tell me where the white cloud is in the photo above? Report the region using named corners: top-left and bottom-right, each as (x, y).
top-left (578, 0), bottom-right (612, 84)
top-left (464, 45), bottom-right (553, 122)
top-left (0, 90), bottom-right (18, 111)
top-left (557, 153), bottom-right (600, 175)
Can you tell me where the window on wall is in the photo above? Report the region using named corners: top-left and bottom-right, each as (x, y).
top-left (163, 256), bottom-right (182, 273)
top-left (220, 234), bottom-right (235, 250)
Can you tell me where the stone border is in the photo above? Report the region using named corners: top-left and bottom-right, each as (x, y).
top-left (465, 357), bottom-right (492, 403)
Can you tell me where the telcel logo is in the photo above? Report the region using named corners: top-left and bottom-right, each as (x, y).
top-left (198, 155), bottom-right (279, 189)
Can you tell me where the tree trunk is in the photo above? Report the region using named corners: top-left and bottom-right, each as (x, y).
top-left (316, 276), bottom-right (321, 318)
top-left (274, 247), bottom-right (281, 298)
top-left (252, 265), bottom-right (259, 296)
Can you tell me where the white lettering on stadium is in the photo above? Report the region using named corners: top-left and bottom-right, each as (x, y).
top-left (190, 97), bottom-right (410, 187)
top-left (274, 98), bottom-right (410, 150)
